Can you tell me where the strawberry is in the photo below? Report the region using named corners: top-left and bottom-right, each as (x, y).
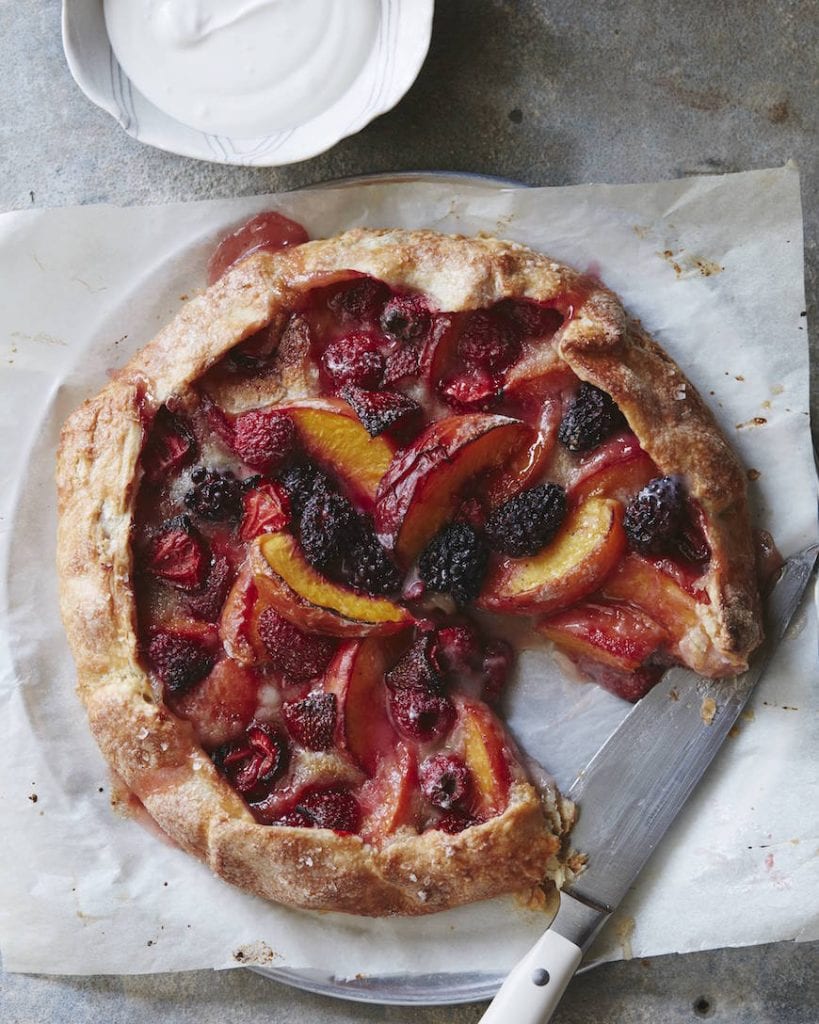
top-left (456, 310), bottom-right (521, 374)
top-left (340, 385), bottom-right (421, 438)
top-left (141, 407), bottom-right (196, 483)
top-left (214, 723), bottom-right (288, 797)
top-left (385, 635), bottom-right (443, 692)
top-left (257, 608), bottom-right (336, 682)
top-left (148, 515), bottom-right (208, 590)
top-left (147, 631), bottom-right (214, 695)
top-left (282, 692), bottom-right (337, 750)
top-left (183, 555), bottom-right (232, 622)
top-left (239, 482), bottom-right (291, 540)
top-left (495, 299), bottom-right (563, 338)
top-left (294, 788), bottom-right (361, 833)
top-left (440, 367), bottom-right (500, 410)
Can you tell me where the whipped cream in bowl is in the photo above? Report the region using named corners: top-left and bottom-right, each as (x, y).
top-left (61, 0), bottom-right (434, 165)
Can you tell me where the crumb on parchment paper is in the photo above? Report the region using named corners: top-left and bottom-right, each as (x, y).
top-left (233, 941), bottom-right (280, 965)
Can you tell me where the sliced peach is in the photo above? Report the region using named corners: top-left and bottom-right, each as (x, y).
top-left (458, 699), bottom-right (512, 818)
top-left (172, 658), bottom-right (260, 748)
top-left (375, 414), bottom-right (538, 562)
top-left (601, 553), bottom-right (701, 637)
top-left (276, 398), bottom-right (396, 505)
top-left (567, 433), bottom-right (658, 503)
top-left (218, 569), bottom-right (262, 664)
top-left (478, 497), bottom-right (627, 614)
top-left (256, 533), bottom-right (413, 637)
top-left (324, 635), bottom-right (405, 774)
top-left (537, 601), bottom-right (667, 673)
top-left (503, 342), bottom-right (576, 401)
top-left (359, 742), bottom-right (419, 841)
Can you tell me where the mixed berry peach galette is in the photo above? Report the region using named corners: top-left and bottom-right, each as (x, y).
top-left (56, 216), bottom-right (762, 916)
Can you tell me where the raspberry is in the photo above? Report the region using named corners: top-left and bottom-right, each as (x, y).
top-left (440, 367), bottom-right (500, 411)
top-left (256, 608), bottom-right (336, 681)
top-left (388, 686), bottom-right (455, 742)
top-left (141, 407), bottom-right (196, 483)
top-left (340, 385), bottom-right (421, 438)
top-left (147, 515), bottom-right (208, 590)
top-left (433, 625), bottom-right (483, 677)
top-left (344, 524), bottom-right (402, 595)
top-left (484, 483), bottom-right (568, 557)
top-left (624, 476), bottom-right (686, 555)
top-left (213, 723), bottom-right (287, 797)
top-left (380, 294), bottom-right (431, 342)
top-left (183, 555), bottom-right (232, 622)
top-left (184, 468), bottom-right (248, 522)
top-left (456, 310), bottom-right (521, 374)
top-left (147, 632), bottom-right (214, 695)
top-left (418, 523), bottom-right (489, 606)
top-left (282, 692), bottom-right (337, 751)
top-left (495, 299), bottom-right (563, 337)
top-left (279, 462), bottom-right (331, 517)
top-left (298, 490), bottom-right (359, 573)
top-left (239, 482), bottom-right (291, 540)
top-left (294, 788), bottom-right (361, 834)
top-left (232, 409), bottom-right (296, 473)
top-left (385, 635), bottom-right (443, 692)
top-left (327, 277), bottom-right (389, 323)
top-left (558, 382), bottom-right (626, 453)
top-left (322, 332), bottom-right (385, 389)
top-left (419, 754), bottom-right (470, 810)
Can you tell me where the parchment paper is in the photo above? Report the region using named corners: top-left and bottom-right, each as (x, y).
top-left (0, 167), bottom-right (816, 977)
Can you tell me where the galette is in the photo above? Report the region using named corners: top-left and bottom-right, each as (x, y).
top-left (56, 218), bottom-right (762, 915)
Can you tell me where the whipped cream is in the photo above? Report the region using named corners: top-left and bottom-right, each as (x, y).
top-left (103, 0), bottom-right (380, 137)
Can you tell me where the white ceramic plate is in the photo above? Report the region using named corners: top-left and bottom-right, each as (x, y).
top-left (61, 0), bottom-right (434, 166)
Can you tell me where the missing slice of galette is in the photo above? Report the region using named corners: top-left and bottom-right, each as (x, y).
top-left (56, 218), bottom-right (762, 916)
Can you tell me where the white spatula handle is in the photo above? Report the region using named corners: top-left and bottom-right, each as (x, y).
top-left (479, 928), bottom-right (582, 1024)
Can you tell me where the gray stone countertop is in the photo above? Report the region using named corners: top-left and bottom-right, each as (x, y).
top-left (1, 1), bottom-right (816, 1021)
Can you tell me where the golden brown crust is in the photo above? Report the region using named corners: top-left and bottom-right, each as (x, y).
top-left (56, 228), bottom-right (761, 916)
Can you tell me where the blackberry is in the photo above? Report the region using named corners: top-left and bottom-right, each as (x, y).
top-left (184, 468), bottom-right (247, 522)
top-left (344, 522), bottom-right (402, 594)
top-left (624, 476), bottom-right (686, 555)
top-left (558, 383), bottom-right (626, 453)
top-left (418, 523), bottom-right (489, 606)
top-left (484, 483), bottom-right (567, 557)
top-left (279, 462), bottom-right (331, 517)
top-left (298, 490), bottom-right (359, 572)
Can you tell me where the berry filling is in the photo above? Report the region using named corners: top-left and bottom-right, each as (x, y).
top-left (131, 214), bottom-right (722, 842)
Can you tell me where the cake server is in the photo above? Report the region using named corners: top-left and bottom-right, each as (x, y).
top-left (480, 543), bottom-right (818, 1024)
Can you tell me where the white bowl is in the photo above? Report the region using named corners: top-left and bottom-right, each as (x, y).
top-left (61, 0), bottom-right (434, 167)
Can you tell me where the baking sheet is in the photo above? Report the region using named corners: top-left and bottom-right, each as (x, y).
top-left (0, 168), bottom-right (816, 983)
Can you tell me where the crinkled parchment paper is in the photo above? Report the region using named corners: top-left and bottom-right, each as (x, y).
top-left (0, 166), bottom-right (816, 977)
